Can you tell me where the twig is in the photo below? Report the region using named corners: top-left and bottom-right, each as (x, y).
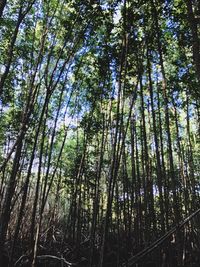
top-left (37, 255), bottom-right (84, 266)
top-left (14, 254), bottom-right (86, 266)
top-left (14, 255), bottom-right (29, 266)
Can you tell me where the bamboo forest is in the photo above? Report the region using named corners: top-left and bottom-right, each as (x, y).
top-left (0, 0), bottom-right (200, 266)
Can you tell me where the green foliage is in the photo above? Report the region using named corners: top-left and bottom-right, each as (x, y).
top-left (0, 0), bottom-right (199, 264)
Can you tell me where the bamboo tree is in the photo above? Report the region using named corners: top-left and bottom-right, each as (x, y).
top-left (151, 0), bottom-right (181, 225)
top-left (146, 48), bottom-right (165, 233)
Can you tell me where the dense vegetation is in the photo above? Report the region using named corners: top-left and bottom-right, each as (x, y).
top-left (0, 0), bottom-right (200, 266)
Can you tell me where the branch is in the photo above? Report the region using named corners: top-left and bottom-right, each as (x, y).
top-left (14, 255), bottom-right (29, 266)
top-left (14, 254), bottom-right (86, 267)
top-left (37, 255), bottom-right (86, 266)
top-left (122, 208), bottom-right (200, 266)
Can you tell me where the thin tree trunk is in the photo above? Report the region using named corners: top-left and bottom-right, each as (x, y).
top-left (146, 49), bottom-right (165, 233)
top-left (185, 0), bottom-right (200, 87)
top-left (0, 1), bottom-right (35, 95)
top-left (0, 0), bottom-right (6, 17)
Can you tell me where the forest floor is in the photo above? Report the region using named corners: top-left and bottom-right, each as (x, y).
top-left (3, 228), bottom-right (200, 267)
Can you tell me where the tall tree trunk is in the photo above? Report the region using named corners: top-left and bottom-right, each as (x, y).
top-left (146, 49), bottom-right (165, 233)
top-left (151, 0), bottom-right (180, 225)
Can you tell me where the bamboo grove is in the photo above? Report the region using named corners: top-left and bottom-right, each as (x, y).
top-left (0, 0), bottom-right (200, 266)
